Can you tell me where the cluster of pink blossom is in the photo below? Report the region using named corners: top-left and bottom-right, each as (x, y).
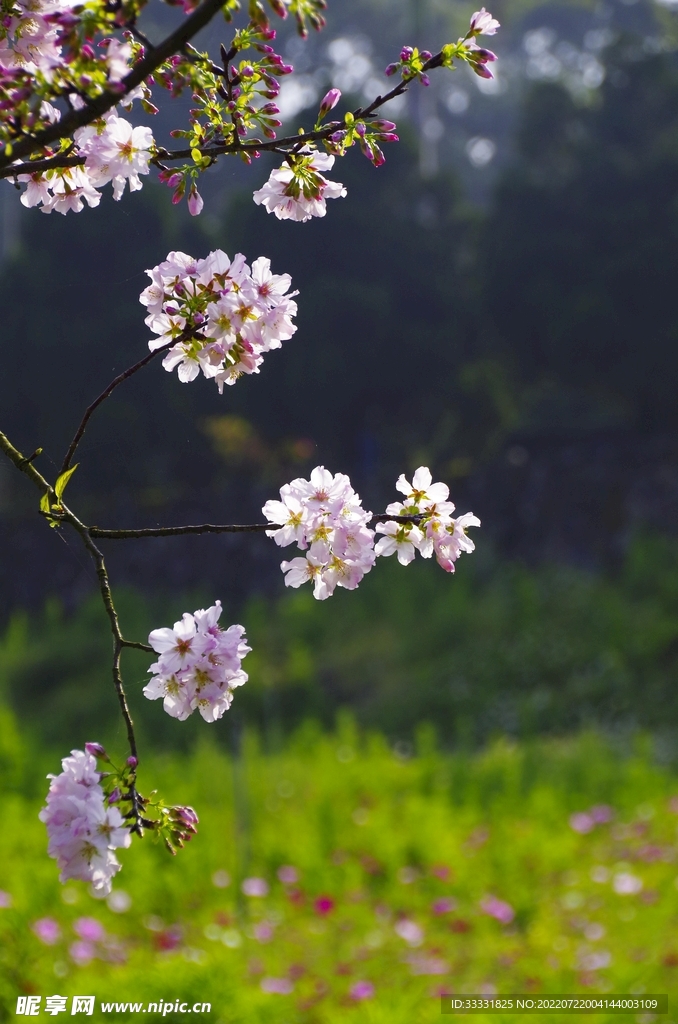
top-left (0, 0), bottom-right (135, 77)
top-left (263, 466), bottom-right (376, 600)
top-left (263, 465), bottom-right (480, 599)
top-left (143, 601), bottom-right (250, 722)
top-left (39, 748), bottom-right (131, 897)
top-left (253, 151), bottom-right (346, 223)
top-left (1, 0), bottom-right (80, 75)
top-left (140, 248), bottom-right (298, 390)
top-left (375, 466), bottom-right (480, 571)
top-left (16, 108), bottom-right (154, 213)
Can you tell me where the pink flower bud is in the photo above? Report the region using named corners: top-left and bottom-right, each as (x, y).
top-left (371, 119), bottom-right (396, 131)
top-left (126, 756), bottom-right (138, 769)
top-left (319, 88), bottom-right (341, 116)
top-left (172, 805), bottom-right (199, 828)
top-left (385, 62), bottom-right (399, 76)
top-left (85, 742), bottom-right (107, 760)
top-left (420, 73), bottom-right (430, 86)
top-left (472, 47), bottom-right (498, 63)
top-left (400, 46), bottom-right (413, 61)
top-left (420, 50), bottom-right (432, 61)
top-left (107, 788), bottom-right (121, 804)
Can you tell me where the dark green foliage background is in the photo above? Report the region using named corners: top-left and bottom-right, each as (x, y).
top-left (2, 38), bottom-right (678, 748)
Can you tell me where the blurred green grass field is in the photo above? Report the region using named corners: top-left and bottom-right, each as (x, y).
top-left (2, 722), bottom-right (678, 1023)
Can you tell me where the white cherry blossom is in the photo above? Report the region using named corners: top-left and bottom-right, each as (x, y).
top-left (144, 603), bottom-right (250, 722)
top-left (253, 152), bottom-right (346, 222)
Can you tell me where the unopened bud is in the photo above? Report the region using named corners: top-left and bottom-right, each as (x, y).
top-left (471, 46), bottom-right (498, 63)
top-left (171, 805), bottom-right (199, 829)
top-left (108, 787), bottom-right (121, 804)
top-left (400, 46), bottom-right (413, 61)
top-left (187, 186), bottom-right (204, 217)
top-left (126, 756), bottom-right (138, 769)
top-left (85, 742), bottom-right (108, 760)
top-left (318, 88), bottom-right (341, 117)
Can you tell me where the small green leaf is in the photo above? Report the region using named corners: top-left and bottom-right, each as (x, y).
top-left (54, 463), bottom-right (78, 500)
top-left (39, 491), bottom-right (51, 514)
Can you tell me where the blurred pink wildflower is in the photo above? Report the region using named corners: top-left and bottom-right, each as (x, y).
top-left (261, 977), bottom-right (294, 994)
top-left (242, 877), bottom-right (269, 897)
top-left (33, 917), bottom-right (61, 944)
top-left (479, 895), bottom-right (514, 924)
top-left (349, 981), bottom-right (374, 1000)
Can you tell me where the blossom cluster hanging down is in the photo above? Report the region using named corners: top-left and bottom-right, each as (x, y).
top-left (17, 107), bottom-right (154, 214)
top-left (141, 249), bottom-right (298, 390)
top-left (144, 601), bottom-right (250, 722)
top-left (39, 748), bottom-right (131, 897)
top-left (263, 465), bottom-right (480, 600)
top-left (253, 150), bottom-right (347, 223)
top-left (263, 467), bottom-right (376, 600)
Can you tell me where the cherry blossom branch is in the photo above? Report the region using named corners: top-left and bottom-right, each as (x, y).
top-left (89, 514), bottom-right (423, 539)
top-left (0, 428), bottom-right (141, 773)
top-left (121, 639), bottom-right (154, 653)
top-left (74, 527), bottom-right (139, 764)
top-left (154, 69), bottom-right (414, 163)
top-left (0, 154), bottom-right (85, 181)
top-left (0, 44), bottom-right (435, 182)
top-left (60, 338), bottom-right (176, 475)
top-left (0, 429), bottom-right (53, 496)
top-left (0, 0), bottom-right (233, 171)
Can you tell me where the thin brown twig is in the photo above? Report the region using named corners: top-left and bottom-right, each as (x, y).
top-left (89, 513), bottom-right (423, 539)
top-left (60, 338), bottom-right (176, 474)
top-left (121, 639), bottom-right (154, 653)
top-left (1, 428), bottom-right (141, 779)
